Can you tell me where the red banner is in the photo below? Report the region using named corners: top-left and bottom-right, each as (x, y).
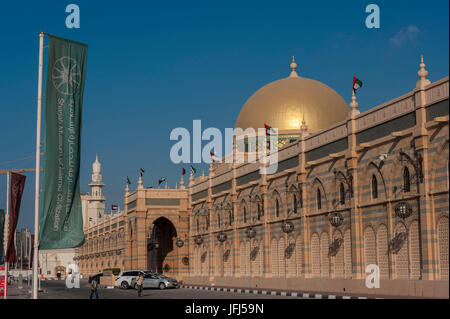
top-left (0, 264), bottom-right (7, 297)
top-left (5, 173), bottom-right (26, 264)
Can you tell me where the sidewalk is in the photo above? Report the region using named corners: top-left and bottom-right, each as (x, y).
top-left (3, 283), bottom-right (32, 299)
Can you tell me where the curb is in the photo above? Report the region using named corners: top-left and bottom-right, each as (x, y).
top-left (179, 285), bottom-right (377, 299)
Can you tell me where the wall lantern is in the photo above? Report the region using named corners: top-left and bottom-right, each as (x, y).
top-left (217, 232), bottom-right (227, 243)
top-left (182, 257), bottom-right (189, 266)
top-left (194, 236), bottom-right (203, 246)
top-left (395, 202), bottom-right (412, 219)
top-left (246, 227), bottom-right (256, 239)
top-left (176, 238), bottom-right (184, 248)
top-left (329, 212), bottom-right (344, 227)
top-left (282, 221), bottom-right (294, 234)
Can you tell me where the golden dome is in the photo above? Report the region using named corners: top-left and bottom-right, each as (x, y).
top-left (235, 59), bottom-right (349, 133)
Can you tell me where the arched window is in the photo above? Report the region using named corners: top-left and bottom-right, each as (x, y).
top-left (276, 199), bottom-right (280, 218)
top-left (293, 194), bottom-right (298, 214)
top-left (339, 183), bottom-right (345, 205)
top-left (196, 219), bottom-right (199, 233)
top-left (257, 202), bottom-right (262, 220)
top-left (403, 167), bottom-right (411, 193)
top-left (317, 189), bottom-right (322, 210)
top-left (243, 207), bottom-right (247, 223)
top-left (229, 210), bottom-right (233, 226)
top-left (372, 175), bottom-right (378, 199)
top-left (218, 213), bottom-right (221, 229)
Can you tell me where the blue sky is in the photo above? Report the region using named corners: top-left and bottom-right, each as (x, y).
top-left (0, 0), bottom-right (448, 231)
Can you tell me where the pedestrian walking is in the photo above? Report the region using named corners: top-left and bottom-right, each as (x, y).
top-left (136, 273), bottom-right (144, 297)
top-left (89, 277), bottom-right (99, 299)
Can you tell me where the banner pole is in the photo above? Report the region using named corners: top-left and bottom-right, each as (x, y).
top-left (32, 31), bottom-right (45, 300)
top-left (3, 172), bottom-right (9, 299)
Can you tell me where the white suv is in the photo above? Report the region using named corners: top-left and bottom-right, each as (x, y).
top-left (114, 270), bottom-right (146, 289)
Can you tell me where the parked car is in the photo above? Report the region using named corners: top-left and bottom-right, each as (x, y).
top-left (130, 273), bottom-right (178, 290)
top-left (114, 270), bottom-right (146, 289)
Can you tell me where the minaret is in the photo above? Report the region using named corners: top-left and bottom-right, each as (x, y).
top-left (88, 155), bottom-right (106, 223)
top-left (349, 90), bottom-right (360, 118)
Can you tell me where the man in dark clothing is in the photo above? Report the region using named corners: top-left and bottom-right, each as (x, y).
top-left (89, 277), bottom-right (99, 299)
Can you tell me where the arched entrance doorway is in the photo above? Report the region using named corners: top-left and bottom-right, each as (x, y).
top-left (148, 217), bottom-right (177, 274)
top-left (55, 266), bottom-right (66, 279)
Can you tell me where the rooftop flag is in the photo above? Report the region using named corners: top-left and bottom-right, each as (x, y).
top-left (158, 178), bottom-right (166, 186)
top-left (353, 76), bottom-right (363, 94)
top-left (127, 176), bottom-right (131, 185)
top-left (264, 124), bottom-right (276, 136)
top-left (140, 168), bottom-right (145, 177)
top-left (210, 151), bottom-right (220, 162)
top-left (40, 35), bottom-right (87, 250)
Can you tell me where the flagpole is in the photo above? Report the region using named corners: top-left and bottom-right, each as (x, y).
top-left (3, 172), bottom-right (10, 299)
top-left (32, 31), bottom-right (45, 300)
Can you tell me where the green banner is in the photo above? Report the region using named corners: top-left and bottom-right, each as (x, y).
top-left (40, 35), bottom-right (87, 249)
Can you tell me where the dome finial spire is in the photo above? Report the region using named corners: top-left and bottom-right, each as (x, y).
top-left (416, 54), bottom-right (430, 89)
top-left (289, 56), bottom-right (298, 78)
top-left (301, 113), bottom-right (308, 132)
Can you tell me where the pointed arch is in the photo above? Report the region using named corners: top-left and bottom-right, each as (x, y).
top-left (333, 230), bottom-right (344, 278)
top-left (394, 223), bottom-right (409, 280)
top-left (311, 177), bottom-right (327, 211)
top-left (320, 232), bottom-right (330, 278)
top-left (238, 199), bottom-right (248, 225)
top-left (270, 237), bottom-right (279, 276)
top-left (344, 228), bottom-right (352, 278)
top-left (311, 233), bottom-right (321, 278)
top-left (364, 226), bottom-right (377, 269)
top-left (438, 217), bottom-right (449, 280)
top-left (278, 237), bottom-right (286, 277)
top-left (409, 220), bottom-right (420, 280)
top-left (361, 162), bottom-right (387, 201)
top-left (403, 166), bottom-right (411, 193)
top-left (295, 233), bottom-right (303, 277)
top-left (286, 236), bottom-right (296, 277)
top-left (270, 190), bottom-right (283, 220)
top-left (377, 224), bottom-right (389, 279)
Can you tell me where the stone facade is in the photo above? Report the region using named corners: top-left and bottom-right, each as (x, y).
top-left (185, 61), bottom-right (449, 298)
top-left (75, 211), bottom-right (126, 276)
top-left (77, 58), bottom-right (449, 298)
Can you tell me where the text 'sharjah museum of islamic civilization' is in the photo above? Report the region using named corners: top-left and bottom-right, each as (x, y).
top-left (74, 57), bottom-right (449, 298)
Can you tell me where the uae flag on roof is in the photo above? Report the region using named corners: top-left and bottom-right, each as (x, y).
top-left (158, 178), bottom-right (166, 186)
top-left (264, 124), bottom-right (276, 136)
top-left (210, 152), bottom-right (221, 162)
top-left (190, 165), bottom-right (196, 175)
top-left (353, 77), bottom-right (363, 94)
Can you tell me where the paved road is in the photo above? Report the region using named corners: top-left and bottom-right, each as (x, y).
top-left (10, 279), bottom-right (302, 299)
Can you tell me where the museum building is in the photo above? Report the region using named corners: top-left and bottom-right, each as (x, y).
top-left (77, 57), bottom-right (449, 298)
